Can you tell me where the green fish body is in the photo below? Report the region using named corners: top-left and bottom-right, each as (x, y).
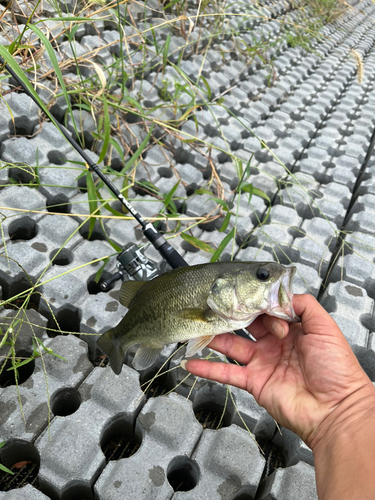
top-left (97, 261), bottom-right (299, 374)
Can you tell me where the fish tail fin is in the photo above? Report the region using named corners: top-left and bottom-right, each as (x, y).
top-left (97, 328), bottom-right (126, 375)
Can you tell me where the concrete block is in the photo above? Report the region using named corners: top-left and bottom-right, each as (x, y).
top-left (175, 163), bottom-right (204, 193)
top-left (37, 363), bottom-right (144, 499)
top-left (0, 309), bottom-right (48, 363)
top-left (247, 172), bottom-right (278, 199)
top-left (3, 92), bottom-right (40, 136)
top-left (32, 121), bottom-right (72, 157)
top-left (259, 461), bottom-right (318, 499)
top-left (329, 253), bottom-right (375, 302)
top-left (0, 335), bottom-right (92, 442)
top-left (236, 246), bottom-right (274, 262)
top-left (1, 137), bottom-right (48, 172)
top-left (0, 185), bottom-right (47, 241)
top-left (185, 193), bottom-right (220, 218)
top-left (66, 109), bottom-right (96, 148)
top-left (293, 262), bottom-right (322, 297)
top-left (37, 81), bottom-right (69, 122)
top-left (0, 485), bottom-right (50, 499)
top-left (200, 230), bottom-right (238, 260)
top-left (79, 286), bottom-right (127, 359)
top-left (301, 146), bottom-right (332, 166)
top-left (229, 386), bottom-right (276, 440)
top-left (320, 281), bottom-right (373, 344)
top-left (174, 426), bottom-right (265, 499)
top-left (94, 393), bottom-right (202, 500)
top-left (0, 212), bottom-right (82, 301)
top-left (292, 217), bottom-right (338, 275)
top-left (250, 220), bottom-right (295, 264)
top-left (277, 173), bottom-right (320, 219)
top-left (38, 239), bottom-right (116, 326)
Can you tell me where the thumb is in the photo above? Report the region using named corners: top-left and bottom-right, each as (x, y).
top-left (293, 294), bottom-right (344, 340)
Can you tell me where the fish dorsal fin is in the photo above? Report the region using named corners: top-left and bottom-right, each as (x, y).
top-left (132, 344), bottom-right (162, 370)
top-left (185, 335), bottom-right (215, 357)
top-left (119, 280), bottom-right (146, 308)
top-left (172, 308), bottom-right (213, 322)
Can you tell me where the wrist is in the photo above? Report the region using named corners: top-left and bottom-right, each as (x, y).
top-left (309, 383), bottom-right (375, 455)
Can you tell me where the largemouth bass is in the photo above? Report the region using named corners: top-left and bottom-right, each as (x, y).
top-left (97, 261), bottom-right (300, 374)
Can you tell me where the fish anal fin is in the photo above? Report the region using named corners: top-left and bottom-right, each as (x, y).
top-left (185, 335), bottom-right (215, 357)
top-left (97, 328), bottom-right (125, 375)
top-left (172, 308), bottom-right (213, 322)
top-left (132, 344), bottom-right (162, 370)
top-left (119, 280), bottom-right (146, 308)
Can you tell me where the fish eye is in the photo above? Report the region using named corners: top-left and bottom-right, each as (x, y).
top-left (256, 267), bottom-right (270, 281)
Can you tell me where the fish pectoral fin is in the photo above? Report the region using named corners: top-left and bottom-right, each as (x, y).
top-left (119, 280), bottom-right (146, 308)
top-left (172, 308), bottom-right (213, 322)
top-left (132, 344), bottom-right (162, 370)
top-left (97, 328), bottom-right (125, 375)
top-left (185, 335), bottom-right (215, 357)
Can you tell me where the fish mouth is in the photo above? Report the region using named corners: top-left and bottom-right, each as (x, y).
top-left (268, 266), bottom-right (301, 322)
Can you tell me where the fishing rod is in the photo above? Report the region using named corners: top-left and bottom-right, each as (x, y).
top-left (0, 54), bottom-right (187, 273)
top-left (0, 55), bottom-right (253, 355)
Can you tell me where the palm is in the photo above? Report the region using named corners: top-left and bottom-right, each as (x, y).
top-left (185, 295), bottom-right (370, 445)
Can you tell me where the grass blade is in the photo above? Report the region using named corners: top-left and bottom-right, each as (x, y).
top-left (163, 34), bottom-right (171, 72)
top-left (86, 171), bottom-right (98, 239)
top-left (210, 229), bottom-right (235, 262)
top-left (164, 180), bottom-right (180, 211)
top-left (181, 233), bottom-right (215, 254)
top-left (98, 95), bottom-right (111, 164)
top-left (27, 25), bottom-right (79, 138)
top-left (123, 125), bottom-right (154, 173)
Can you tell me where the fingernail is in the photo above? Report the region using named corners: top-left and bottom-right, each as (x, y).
top-left (273, 322), bottom-right (286, 339)
top-left (180, 360), bottom-right (188, 371)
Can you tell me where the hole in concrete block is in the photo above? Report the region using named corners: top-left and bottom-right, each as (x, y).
top-left (78, 175), bottom-right (87, 192)
top-left (157, 167), bottom-right (173, 178)
top-left (140, 368), bottom-right (176, 400)
top-left (8, 165), bottom-right (35, 184)
top-left (125, 113), bottom-right (141, 124)
top-left (61, 484), bottom-right (95, 500)
top-left (8, 217), bottom-right (37, 241)
top-left (47, 306), bottom-right (81, 337)
top-left (87, 271), bottom-right (114, 295)
top-left (181, 239), bottom-right (200, 253)
top-left (51, 387), bottom-right (82, 416)
top-left (79, 221), bottom-right (107, 241)
top-left (8, 117), bottom-right (35, 137)
top-left (46, 194), bottom-right (72, 214)
top-left (193, 383), bottom-right (235, 429)
top-left (47, 150), bottom-right (67, 165)
top-left (0, 439), bottom-right (40, 491)
top-left (0, 275), bottom-right (40, 311)
top-left (0, 350), bottom-right (35, 388)
top-left (256, 437), bottom-right (286, 484)
top-left (50, 248), bottom-right (73, 266)
top-left (101, 415), bottom-right (143, 462)
top-left (167, 456), bottom-right (200, 492)
top-left (174, 147), bottom-right (195, 165)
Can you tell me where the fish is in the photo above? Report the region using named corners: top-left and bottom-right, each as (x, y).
top-left (97, 261), bottom-right (300, 374)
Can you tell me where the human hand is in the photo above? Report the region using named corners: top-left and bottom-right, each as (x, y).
top-left (181, 294), bottom-right (375, 449)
